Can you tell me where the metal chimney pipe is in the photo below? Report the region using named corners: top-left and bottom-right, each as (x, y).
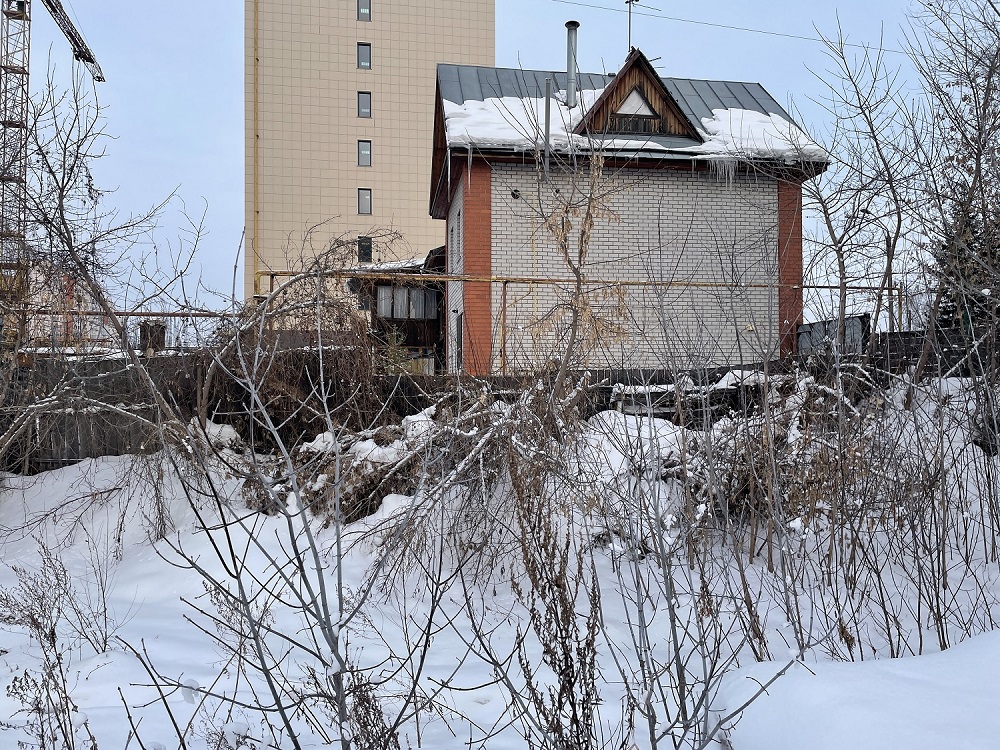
top-left (544, 78), bottom-right (552, 180)
top-left (565, 20), bottom-right (580, 108)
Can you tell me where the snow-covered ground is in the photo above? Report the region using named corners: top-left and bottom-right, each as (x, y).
top-left (718, 633), bottom-right (1000, 750)
top-left (1, 375), bottom-right (998, 749)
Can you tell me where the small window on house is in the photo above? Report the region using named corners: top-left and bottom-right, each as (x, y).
top-left (357, 43), bottom-right (372, 70)
top-left (409, 288), bottom-right (426, 319)
top-left (610, 114), bottom-right (660, 134)
top-left (357, 236), bottom-right (372, 263)
top-left (393, 287), bottom-right (408, 318)
top-left (358, 188), bottom-right (372, 215)
top-left (358, 92), bottom-right (372, 118)
top-left (376, 285), bottom-right (393, 318)
top-left (357, 0), bottom-right (371, 21)
top-left (423, 289), bottom-right (438, 317)
top-left (374, 286), bottom-right (438, 320)
top-left (358, 140), bottom-right (372, 167)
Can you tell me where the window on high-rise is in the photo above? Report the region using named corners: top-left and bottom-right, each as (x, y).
top-left (358, 0), bottom-right (371, 21)
top-left (358, 140), bottom-right (372, 167)
top-left (357, 236), bottom-right (373, 263)
top-left (358, 188), bottom-right (372, 215)
top-left (357, 43), bottom-right (372, 70)
top-left (358, 91), bottom-right (372, 118)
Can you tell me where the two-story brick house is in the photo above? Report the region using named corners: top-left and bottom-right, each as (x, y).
top-left (430, 47), bottom-right (828, 375)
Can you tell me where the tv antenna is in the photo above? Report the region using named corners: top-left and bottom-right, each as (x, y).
top-left (625, 0), bottom-right (661, 51)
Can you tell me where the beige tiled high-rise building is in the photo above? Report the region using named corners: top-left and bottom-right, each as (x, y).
top-left (245, 0), bottom-right (496, 298)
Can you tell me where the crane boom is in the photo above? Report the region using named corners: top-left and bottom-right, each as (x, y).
top-left (38, 0), bottom-right (103, 81)
top-left (0, 0), bottom-right (103, 346)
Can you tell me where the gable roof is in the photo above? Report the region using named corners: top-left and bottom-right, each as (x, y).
top-left (435, 55), bottom-right (827, 164)
top-left (574, 48), bottom-right (702, 141)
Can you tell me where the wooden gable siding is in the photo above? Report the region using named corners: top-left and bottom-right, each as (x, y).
top-left (430, 84), bottom-right (450, 218)
top-left (587, 66), bottom-right (689, 136)
top-left (575, 49), bottom-right (701, 141)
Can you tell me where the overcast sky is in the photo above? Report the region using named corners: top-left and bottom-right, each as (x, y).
top-left (29, 0), bottom-right (915, 302)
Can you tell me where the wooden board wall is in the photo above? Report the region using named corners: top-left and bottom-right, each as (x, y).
top-left (586, 66), bottom-right (691, 136)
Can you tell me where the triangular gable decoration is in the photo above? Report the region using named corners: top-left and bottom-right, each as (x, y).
top-left (576, 48), bottom-right (702, 141)
top-left (616, 89), bottom-right (656, 117)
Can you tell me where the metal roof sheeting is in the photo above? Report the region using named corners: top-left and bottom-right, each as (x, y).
top-left (439, 65), bottom-right (613, 105)
top-left (437, 64), bottom-right (797, 129)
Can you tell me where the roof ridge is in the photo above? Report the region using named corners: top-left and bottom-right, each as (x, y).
top-left (438, 63), bottom-right (768, 89)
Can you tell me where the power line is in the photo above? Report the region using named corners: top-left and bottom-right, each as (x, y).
top-left (549, 0), bottom-right (906, 55)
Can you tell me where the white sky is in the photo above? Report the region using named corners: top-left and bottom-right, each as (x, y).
top-left (28, 0), bottom-right (914, 302)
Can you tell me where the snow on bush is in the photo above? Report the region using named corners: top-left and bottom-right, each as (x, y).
top-left (2, 374), bottom-right (1000, 749)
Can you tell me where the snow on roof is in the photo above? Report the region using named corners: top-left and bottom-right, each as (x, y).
top-left (442, 87), bottom-right (606, 152)
top-left (682, 108), bottom-right (829, 161)
top-left (438, 63), bottom-right (827, 164)
top-left (347, 256), bottom-right (428, 274)
top-left (362, 257), bottom-right (425, 272)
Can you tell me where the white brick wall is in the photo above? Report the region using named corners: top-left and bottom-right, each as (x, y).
top-left (487, 163), bottom-right (781, 371)
top-left (446, 176), bottom-right (464, 373)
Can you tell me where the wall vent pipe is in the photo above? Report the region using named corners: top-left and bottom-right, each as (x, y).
top-left (565, 20), bottom-right (580, 108)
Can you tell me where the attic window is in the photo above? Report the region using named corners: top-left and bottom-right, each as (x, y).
top-left (609, 87), bottom-right (661, 135)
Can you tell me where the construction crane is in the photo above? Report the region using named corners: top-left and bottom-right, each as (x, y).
top-left (1, 0), bottom-right (103, 260)
top-left (0, 0), bottom-right (103, 345)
